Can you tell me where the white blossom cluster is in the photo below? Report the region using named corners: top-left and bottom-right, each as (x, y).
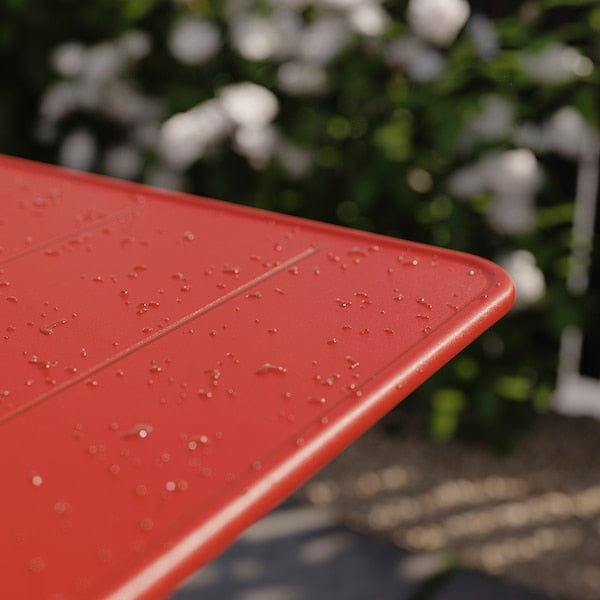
top-left (37, 0), bottom-right (596, 254)
top-left (449, 148), bottom-right (543, 236)
top-left (38, 31), bottom-right (160, 177)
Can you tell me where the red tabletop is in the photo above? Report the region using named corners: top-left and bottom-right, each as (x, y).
top-left (0, 155), bottom-right (514, 599)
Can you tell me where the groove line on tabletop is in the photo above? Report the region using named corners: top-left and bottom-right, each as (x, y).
top-left (0, 203), bottom-right (142, 266)
top-left (0, 246), bottom-right (319, 426)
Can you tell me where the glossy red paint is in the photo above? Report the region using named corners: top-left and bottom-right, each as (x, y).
top-left (0, 155), bottom-right (514, 599)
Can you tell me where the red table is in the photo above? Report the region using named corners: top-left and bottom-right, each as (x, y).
top-left (0, 155), bottom-right (514, 599)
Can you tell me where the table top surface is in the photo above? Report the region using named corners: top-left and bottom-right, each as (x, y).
top-left (0, 155), bottom-right (514, 599)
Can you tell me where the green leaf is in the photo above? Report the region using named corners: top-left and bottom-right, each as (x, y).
top-left (494, 376), bottom-right (532, 401)
top-left (373, 111), bottom-right (413, 162)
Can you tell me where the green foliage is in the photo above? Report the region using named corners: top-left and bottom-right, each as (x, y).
top-left (1, 0), bottom-right (598, 448)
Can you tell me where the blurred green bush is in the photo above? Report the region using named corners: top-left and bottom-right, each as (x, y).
top-left (2, 0), bottom-right (598, 449)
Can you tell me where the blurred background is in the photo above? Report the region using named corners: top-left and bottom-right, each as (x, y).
top-left (2, 1), bottom-right (599, 598)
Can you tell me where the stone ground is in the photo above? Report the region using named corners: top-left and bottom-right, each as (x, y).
top-left (172, 413), bottom-right (599, 600)
top-left (295, 413), bottom-right (600, 600)
top-left (172, 504), bottom-right (548, 600)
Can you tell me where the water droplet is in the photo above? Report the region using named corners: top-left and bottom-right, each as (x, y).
top-left (197, 388), bottom-right (213, 399)
top-left (416, 314), bottom-right (430, 320)
top-left (288, 266), bottom-right (299, 275)
top-left (187, 434), bottom-right (209, 450)
top-left (246, 291), bottom-right (262, 300)
top-left (384, 328), bottom-right (395, 335)
top-left (165, 480), bottom-right (177, 492)
top-left (256, 363), bottom-right (287, 375)
top-left (222, 265), bottom-right (241, 275)
top-left (348, 247), bottom-right (368, 257)
top-left (39, 319), bottom-right (67, 336)
top-left (345, 356), bottom-right (359, 369)
top-left (252, 460), bottom-right (263, 471)
top-left (327, 338), bottom-right (337, 345)
top-left (181, 284), bottom-right (192, 292)
top-left (446, 303), bottom-right (459, 311)
top-left (6, 296), bottom-right (18, 303)
top-left (54, 500), bottom-right (69, 515)
top-left (31, 475), bottom-right (43, 487)
top-left (124, 424), bottom-right (153, 439)
top-left (416, 298), bottom-right (433, 310)
top-left (139, 517), bottom-right (154, 532)
top-left (308, 396), bottom-right (327, 405)
top-left (182, 231), bottom-right (195, 241)
top-left (80, 348), bottom-right (88, 358)
top-left (468, 269), bottom-right (476, 276)
top-left (0, 280), bottom-right (10, 287)
top-left (28, 556), bottom-right (45, 574)
top-left (109, 464), bottom-right (121, 476)
top-left (86, 379), bottom-right (99, 387)
top-left (135, 484), bottom-right (148, 496)
top-left (149, 365), bottom-right (162, 374)
top-left (336, 298), bottom-right (352, 308)
top-left (29, 355), bottom-right (58, 369)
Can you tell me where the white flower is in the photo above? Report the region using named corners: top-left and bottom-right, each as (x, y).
top-left (488, 194), bottom-right (536, 235)
top-left (512, 123), bottom-right (543, 152)
top-left (406, 0), bottom-right (470, 47)
top-left (349, 2), bottom-right (390, 37)
top-left (464, 95), bottom-right (514, 143)
top-left (466, 14), bottom-right (499, 59)
top-left (385, 37), bottom-right (445, 82)
top-left (159, 100), bottom-right (232, 168)
top-left (297, 15), bottom-right (350, 64)
top-left (118, 30), bottom-right (152, 61)
top-left (39, 82), bottom-right (78, 121)
top-left (449, 149), bottom-right (542, 235)
top-left (59, 129), bottom-right (97, 171)
top-left (230, 17), bottom-right (282, 61)
top-left (234, 125), bottom-right (278, 168)
top-left (277, 61), bottom-right (329, 95)
top-left (168, 18), bottom-right (220, 65)
top-left (483, 148), bottom-right (542, 199)
top-left (103, 82), bottom-right (161, 124)
top-left (520, 43), bottom-right (594, 85)
top-left (318, 0), bottom-right (362, 9)
top-left (219, 82), bottom-right (279, 128)
top-left (145, 166), bottom-right (185, 191)
top-left (498, 250), bottom-right (545, 308)
top-left (83, 42), bottom-right (123, 83)
top-left (276, 138), bottom-right (313, 178)
top-left (541, 106), bottom-right (592, 159)
top-left (103, 145), bottom-right (142, 179)
top-left (51, 42), bottom-right (87, 77)
top-left (448, 164), bottom-right (484, 198)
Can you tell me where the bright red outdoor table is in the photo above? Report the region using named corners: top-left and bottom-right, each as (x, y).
top-left (0, 155), bottom-right (514, 599)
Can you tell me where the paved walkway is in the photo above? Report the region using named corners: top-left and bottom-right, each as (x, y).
top-left (171, 504), bottom-right (549, 600)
